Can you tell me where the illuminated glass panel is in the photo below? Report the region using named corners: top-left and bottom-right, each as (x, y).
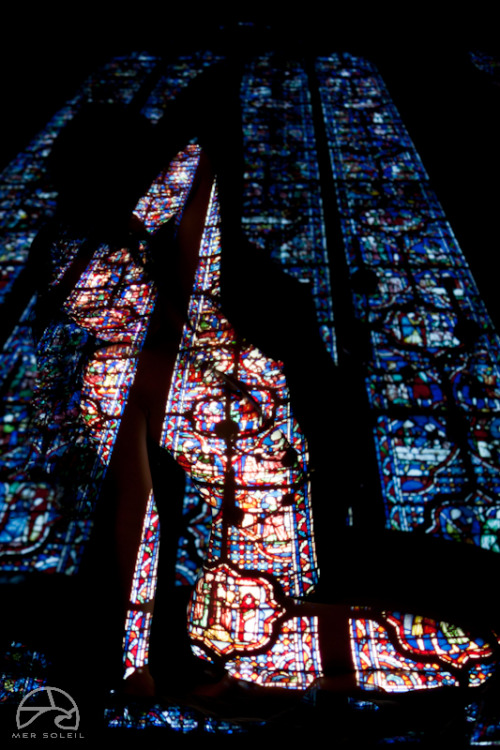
top-left (350, 611), bottom-right (496, 693)
top-left (1, 301), bottom-right (38, 481)
top-left (0, 52), bottom-right (159, 308)
top-left (1, 302), bottom-right (93, 574)
top-left (316, 54), bottom-right (500, 718)
top-left (317, 53), bottom-right (500, 544)
top-left (225, 616), bottom-right (322, 690)
top-left (157, 169), bottom-right (321, 688)
top-left (241, 54), bottom-right (336, 360)
top-left (105, 698), bottom-right (253, 734)
top-left (140, 51), bottom-right (224, 123)
top-left (470, 50), bottom-right (500, 81)
top-left (133, 144), bottom-right (203, 232)
top-left (175, 474), bottom-right (213, 587)
top-left (123, 490), bottom-right (159, 679)
top-left (60, 243), bottom-right (155, 465)
top-left (0, 642), bottom-right (48, 703)
top-left (83, 52), bottom-right (159, 107)
top-left (0, 53), bottom-right (164, 577)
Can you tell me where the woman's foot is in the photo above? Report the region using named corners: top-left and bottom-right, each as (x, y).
top-left (174, 673), bottom-right (305, 722)
top-left (122, 664), bottom-right (156, 698)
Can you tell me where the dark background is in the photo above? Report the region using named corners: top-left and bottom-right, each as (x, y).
top-left (1, 12), bottom-right (499, 327)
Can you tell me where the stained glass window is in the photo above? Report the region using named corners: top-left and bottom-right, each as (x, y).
top-left (317, 52), bottom-right (500, 547)
top-left (1, 46), bottom-right (500, 745)
top-left (240, 54), bottom-right (336, 360)
top-left (0, 52), bottom-right (163, 577)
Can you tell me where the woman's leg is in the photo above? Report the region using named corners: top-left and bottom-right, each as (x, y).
top-left (101, 148), bottom-right (215, 695)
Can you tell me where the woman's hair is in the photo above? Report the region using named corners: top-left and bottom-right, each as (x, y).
top-left (48, 103), bottom-right (157, 238)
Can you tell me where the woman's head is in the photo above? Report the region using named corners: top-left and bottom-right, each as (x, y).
top-left (48, 103), bottom-right (156, 238)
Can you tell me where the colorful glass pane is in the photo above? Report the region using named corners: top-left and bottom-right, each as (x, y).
top-left (317, 52), bottom-right (500, 549)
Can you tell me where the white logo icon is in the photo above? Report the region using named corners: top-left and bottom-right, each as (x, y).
top-left (16, 686), bottom-right (80, 731)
